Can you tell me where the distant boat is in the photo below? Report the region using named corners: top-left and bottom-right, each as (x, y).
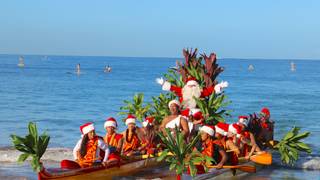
top-left (17, 56), bottom-right (25, 67)
top-left (290, 62), bottom-right (296, 71)
top-left (248, 64), bottom-right (254, 71)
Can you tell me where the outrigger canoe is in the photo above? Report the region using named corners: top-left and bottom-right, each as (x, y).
top-left (38, 156), bottom-right (166, 180)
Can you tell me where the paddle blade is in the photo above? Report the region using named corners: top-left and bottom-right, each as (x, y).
top-left (238, 165), bottom-right (256, 173)
top-left (250, 152), bottom-right (272, 165)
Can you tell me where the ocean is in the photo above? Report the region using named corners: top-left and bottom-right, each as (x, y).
top-left (0, 54), bottom-right (319, 179)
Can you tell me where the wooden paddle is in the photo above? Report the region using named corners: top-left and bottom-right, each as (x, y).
top-left (238, 152), bottom-right (272, 165)
top-left (207, 165), bottom-right (256, 173)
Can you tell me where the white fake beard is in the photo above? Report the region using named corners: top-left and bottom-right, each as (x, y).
top-left (182, 85), bottom-right (202, 108)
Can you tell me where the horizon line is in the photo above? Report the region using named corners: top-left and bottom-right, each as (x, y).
top-left (0, 53), bottom-right (319, 61)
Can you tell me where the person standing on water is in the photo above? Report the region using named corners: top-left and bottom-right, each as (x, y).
top-left (76, 63), bottom-right (81, 75)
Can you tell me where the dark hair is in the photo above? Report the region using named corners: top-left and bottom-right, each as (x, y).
top-left (79, 134), bottom-right (89, 158)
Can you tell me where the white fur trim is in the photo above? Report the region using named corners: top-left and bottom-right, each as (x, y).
top-left (104, 121), bottom-right (117, 129)
top-left (186, 80), bottom-right (198, 86)
top-left (215, 126), bottom-right (228, 136)
top-left (125, 118), bottom-right (136, 126)
top-left (236, 134), bottom-right (241, 138)
top-left (82, 124), bottom-right (95, 135)
top-left (228, 125), bottom-right (238, 135)
top-left (190, 108), bottom-right (200, 115)
top-left (142, 121), bottom-right (149, 127)
top-left (168, 99), bottom-right (180, 108)
top-left (200, 126), bottom-right (215, 136)
top-left (239, 118), bottom-right (248, 127)
top-left (162, 81), bottom-right (171, 91)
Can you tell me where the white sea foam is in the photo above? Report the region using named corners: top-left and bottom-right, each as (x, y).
top-left (0, 147), bottom-right (73, 163)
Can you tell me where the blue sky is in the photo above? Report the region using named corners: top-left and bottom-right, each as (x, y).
top-left (0, 0), bottom-right (319, 59)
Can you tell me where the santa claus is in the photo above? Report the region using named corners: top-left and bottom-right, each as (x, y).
top-left (156, 77), bottom-right (228, 109)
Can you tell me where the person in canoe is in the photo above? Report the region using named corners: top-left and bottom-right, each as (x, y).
top-left (213, 122), bottom-right (240, 165)
top-left (121, 114), bottom-right (141, 157)
top-left (181, 108), bottom-right (204, 134)
top-left (236, 116), bottom-right (264, 160)
top-left (199, 125), bottom-right (228, 169)
top-left (160, 100), bottom-right (189, 139)
top-left (73, 122), bottom-right (110, 168)
top-left (103, 117), bottom-right (123, 163)
top-left (136, 116), bottom-right (158, 156)
top-left (258, 107), bottom-right (275, 146)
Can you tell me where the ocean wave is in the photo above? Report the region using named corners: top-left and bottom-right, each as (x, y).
top-left (272, 153), bottom-right (320, 170)
top-left (0, 147), bottom-right (73, 163)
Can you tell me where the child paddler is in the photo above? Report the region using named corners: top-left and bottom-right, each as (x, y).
top-left (258, 107), bottom-right (275, 148)
top-left (103, 117), bottom-right (123, 162)
top-left (199, 125), bottom-right (227, 169)
top-left (214, 122), bottom-right (240, 165)
top-left (136, 116), bottom-right (158, 155)
top-left (237, 116), bottom-right (263, 159)
top-left (73, 122), bottom-right (110, 168)
top-left (121, 114), bottom-right (141, 156)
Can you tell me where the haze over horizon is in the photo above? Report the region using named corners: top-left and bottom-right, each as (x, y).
top-left (1, 0), bottom-right (319, 59)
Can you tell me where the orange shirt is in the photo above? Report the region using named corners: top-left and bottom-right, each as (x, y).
top-left (77, 137), bottom-right (98, 168)
top-left (122, 130), bottom-right (140, 154)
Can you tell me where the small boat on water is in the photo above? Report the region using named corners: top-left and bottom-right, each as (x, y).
top-left (17, 56), bottom-right (25, 67)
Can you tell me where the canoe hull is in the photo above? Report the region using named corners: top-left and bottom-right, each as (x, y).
top-left (39, 157), bottom-right (164, 180)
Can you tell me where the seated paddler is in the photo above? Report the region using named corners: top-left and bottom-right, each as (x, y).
top-left (199, 125), bottom-right (227, 169)
top-left (121, 114), bottom-right (141, 157)
top-left (103, 117), bottom-right (123, 162)
top-left (137, 116), bottom-right (158, 155)
top-left (73, 122), bottom-right (110, 168)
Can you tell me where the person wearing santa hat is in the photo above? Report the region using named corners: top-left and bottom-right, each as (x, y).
top-left (237, 116), bottom-right (264, 159)
top-left (156, 76), bottom-right (228, 109)
top-left (181, 108), bottom-right (205, 133)
top-left (73, 122), bottom-right (110, 168)
top-left (122, 114), bottom-right (141, 157)
top-left (199, 125), bottom-right (227, 169)
top-left (137, 116), bottom-right (158, 156)
top-left (103, 117), bottom-right (123, 163)
top-left (160, 99), bottom-right (189, 138)
top-left (259, 107), bottom-right (274, 144)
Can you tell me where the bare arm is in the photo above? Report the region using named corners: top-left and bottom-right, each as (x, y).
top-left (216, 148), bottom-right (228, 168)
top-left (180, 117), bottom-right (189, 138)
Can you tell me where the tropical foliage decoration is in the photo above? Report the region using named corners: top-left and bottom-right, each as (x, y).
top-left (118, 93), bottom-right (151, 122)
top-left (274, 126), bottom-right (311, 165)
top-left (157, 128), bottom-right (213, 178)
top-left (10, 122), bottom-right (50, 172)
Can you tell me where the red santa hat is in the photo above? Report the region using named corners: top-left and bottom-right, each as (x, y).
top-left (190, 108), bottom-right (203, 120)
top-left (200, 125), bottom-right (215, 136)
top-left (80, 122), bottom-right (95, 135)
top-left (186, 77), bottom-right (198, 86)
top-left (142, 116), bottom-right (154, 127)
top-left (104, 117), bottom-right (117, 129)
top-left (181, 108), bottom-right (203, 120)
top-left (238, 115), bottom-right (249, 127)
top-left (261, 107), bottom-right (270, 117)
top-left (215, 122), bottom-right (229, 136)
top-left (168, 99), bottom-right (181, 108)
top-left (228, 123), bottom-right (242, 138)
top-left (125, 114), bottom-right (136, 126)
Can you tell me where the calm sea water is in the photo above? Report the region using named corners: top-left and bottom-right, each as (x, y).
top-left (0, 55), bottom-right (319, 179)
